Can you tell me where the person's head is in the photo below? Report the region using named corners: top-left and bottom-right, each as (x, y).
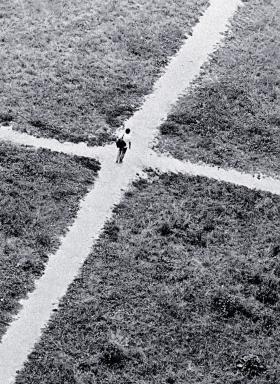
top-left (125, 128), bottom-right (131, 134)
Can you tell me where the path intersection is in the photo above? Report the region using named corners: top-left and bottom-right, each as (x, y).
top-left (0, 0), bottom-right (279, 383)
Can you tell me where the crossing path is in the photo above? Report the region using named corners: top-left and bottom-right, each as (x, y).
top-left (0, 0), bottom-right (267, 383)
top-left (1, 125), bottom-right (280, 195)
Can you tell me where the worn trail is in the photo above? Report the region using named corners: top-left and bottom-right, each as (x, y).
top-left (1, 126), bottom-right (280, 195)
top-left (0, 1), bottom-right (243, 382)
top-left (149, 153), bottom-right (280, 196)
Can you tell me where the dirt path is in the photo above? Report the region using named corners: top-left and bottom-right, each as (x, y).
top-left (1, 125), bottom-right (280, 195)
top-left (0, 1), bottom-right (243, 382)
top-left (149, 153), bottom-right (280, 195)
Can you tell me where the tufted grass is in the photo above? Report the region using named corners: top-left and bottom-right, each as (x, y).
top-left (16, 172), bottom-right (280, 383)
top-left (158, 0), bottom-right (280, 178)
top-left (0, 142), bottom-right (100, 339)
top-left (0, 0), bottom-right (208, 145)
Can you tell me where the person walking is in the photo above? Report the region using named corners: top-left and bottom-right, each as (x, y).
top-left (116, 128), bottom-right (131, 163)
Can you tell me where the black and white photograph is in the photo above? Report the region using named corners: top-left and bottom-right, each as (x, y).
top-left (0, 0), bottom-right (279, 382)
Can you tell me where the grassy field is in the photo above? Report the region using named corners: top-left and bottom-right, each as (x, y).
top-left (158, 0), bottom-right (280, 177)
top-left (0, 0), bottom-right (208, 145)
top-left (16, 173), bottom-right (280, 383)
top-left (0, 142), bottom-right (99, 339)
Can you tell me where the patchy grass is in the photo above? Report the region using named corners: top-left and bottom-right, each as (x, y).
top-left (0, 0), bottom-right (208, 145)
top-left (16, 173), bottom-right (280, 383)
top-left (158, 0), bottom-right (280, 177)
top-left (0, 142), bottom-right (99, 339)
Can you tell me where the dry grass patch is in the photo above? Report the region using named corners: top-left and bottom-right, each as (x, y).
top-left (0, 142), bottom-right (99, 338)
top-left (0, 0), bottom-right (208, 145)
top-left (16, 173), bottom-right (280, 383)
top-left (158, 0), bottom-right (280, 177)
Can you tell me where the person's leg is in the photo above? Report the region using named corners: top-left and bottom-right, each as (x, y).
top-left (119, 147), bottom-right (127, 163)
top-left (116, 149), bottom-right (121, 163)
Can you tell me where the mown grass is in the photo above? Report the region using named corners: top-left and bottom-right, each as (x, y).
top-left (0, 0), bottom-right (208, 145)
top-left (16, 173), bottom-right (280, 383)
top-left (0, 142), bottom-right (100, 339)
top-left (158, 0), bottom-right (280, 177)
